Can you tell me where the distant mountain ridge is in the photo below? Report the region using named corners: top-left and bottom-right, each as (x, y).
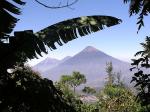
top-left (33, 56), bottom-right (71, 74)
top-left (33, 46), bottom-right (132, 87)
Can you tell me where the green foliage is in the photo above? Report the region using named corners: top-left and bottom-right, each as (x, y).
top-left (105, 62), bottom-right (115, 85)
top-left (116, 71), bottom-right (123, 86)
top-left (55, 81), bottom-right (75, 101)
top-left (56, 65), bottom-right (147, 112)
top-left (96, 63), bottom-right (142, 112)
top-left (55, 82), bottom-right (83, 112)
top-left (82, 86), bottom-right (96, 95)
top-left (72, 71), bottom-right (86, 87)
top-left (80, 103), bottom-right (100, 112)
top-left (60, 75), bottom-right (72, 84)
top-left (97, 82), bottom-right (142, 112)
top-left (60, 71), bottom-right (86, 93)
top-left (56, 78), bottom-right (100, 112)
top-left (0, 66), bottom-right (76, 112)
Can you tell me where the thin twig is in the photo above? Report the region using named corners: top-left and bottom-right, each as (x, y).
top-left (34, 0), bottom-right (79, 9)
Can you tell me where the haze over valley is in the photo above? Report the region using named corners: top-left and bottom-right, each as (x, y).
top-left (33, 46), bottom-right (132, 87)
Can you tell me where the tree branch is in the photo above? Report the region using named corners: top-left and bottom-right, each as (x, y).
top-left (34, 0), bottom-right (79, 9)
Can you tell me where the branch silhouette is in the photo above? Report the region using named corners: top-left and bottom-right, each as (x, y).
top-left (35, 0), bottom-right (79, 9)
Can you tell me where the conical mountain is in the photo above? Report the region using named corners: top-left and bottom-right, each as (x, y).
top-left (62, 46), bottom-right (117, 65)
top-left (81, 46), bottom-right (102, 52)
top-left (38, 46), bottom-right (131, 87)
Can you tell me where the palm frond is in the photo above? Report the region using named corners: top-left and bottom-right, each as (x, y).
top-left (10, 30), bottom-right (47, 59)
top-left (124, 0), bottom-right (130, 3)
top-left (2, 15), bottom-right (121, 68)
top-left (0, 0), bottom-right (25, 39)
top-left (36, 15), bottom-right (121, 49)
top-left (12, 0), bottom-right (25, 5)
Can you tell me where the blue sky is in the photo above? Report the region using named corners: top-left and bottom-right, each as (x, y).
top-left (13, 0), bottom-right (150, 66)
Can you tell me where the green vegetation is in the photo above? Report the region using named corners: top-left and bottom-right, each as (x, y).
top-left (0, 66), bottom-right (76, 112)
top-left (105, 62), bottom-right (115, 85)
top-left (60, 71), bottom-right (86, 93)
top-left (57, 72), bottom-right (99, 112)
top-left (55, 63), bottom-right (146, 112)
top-left (55, 80), bottom-right (83, 112)
top-left (82, 86), bottom-right (96, 95)
top-left (97, 62), bottom-right (141, 112)
top-left (97, 85), bottom-right (141, 112)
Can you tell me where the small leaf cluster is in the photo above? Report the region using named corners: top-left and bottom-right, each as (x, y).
top-left (124, 0), bottom-right (150, 32)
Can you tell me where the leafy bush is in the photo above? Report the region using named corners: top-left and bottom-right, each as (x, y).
top-left (0, 66), bottom-right (75, 112)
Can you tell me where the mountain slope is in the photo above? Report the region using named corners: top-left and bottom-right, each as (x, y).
top-left (32, 57), bottom-right (60, 74)
top-left (33, 56), bottom-right (71, 74)
top-left (42, 46), bottom-right (131, 87)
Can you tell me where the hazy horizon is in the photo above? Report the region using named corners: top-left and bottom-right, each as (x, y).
top-left (28, 46), bottom-right (132, 66)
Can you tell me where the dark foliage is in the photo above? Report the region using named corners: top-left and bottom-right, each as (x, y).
top-left (0, 0), bottom-right (25, 39)
top-left (0, 66), bottom-right (76, 112)
top-left (0, 30), bottom-right (47, 73)
top-left (131, 37), bottom-right (150, 110)
top-left (124, 1), bottom-right (150, 109)
top-left (124, 0), bottom-right (150, 32)
top-left (55, 82), bottom-right (83, 112)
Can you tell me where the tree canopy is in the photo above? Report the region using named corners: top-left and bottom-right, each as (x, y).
top-left (82, 86), bottom-right (96, 95)
top-left (60, 71), bottom-right (86, 93)
top-left (105, 62), bottom-right (115, 86)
